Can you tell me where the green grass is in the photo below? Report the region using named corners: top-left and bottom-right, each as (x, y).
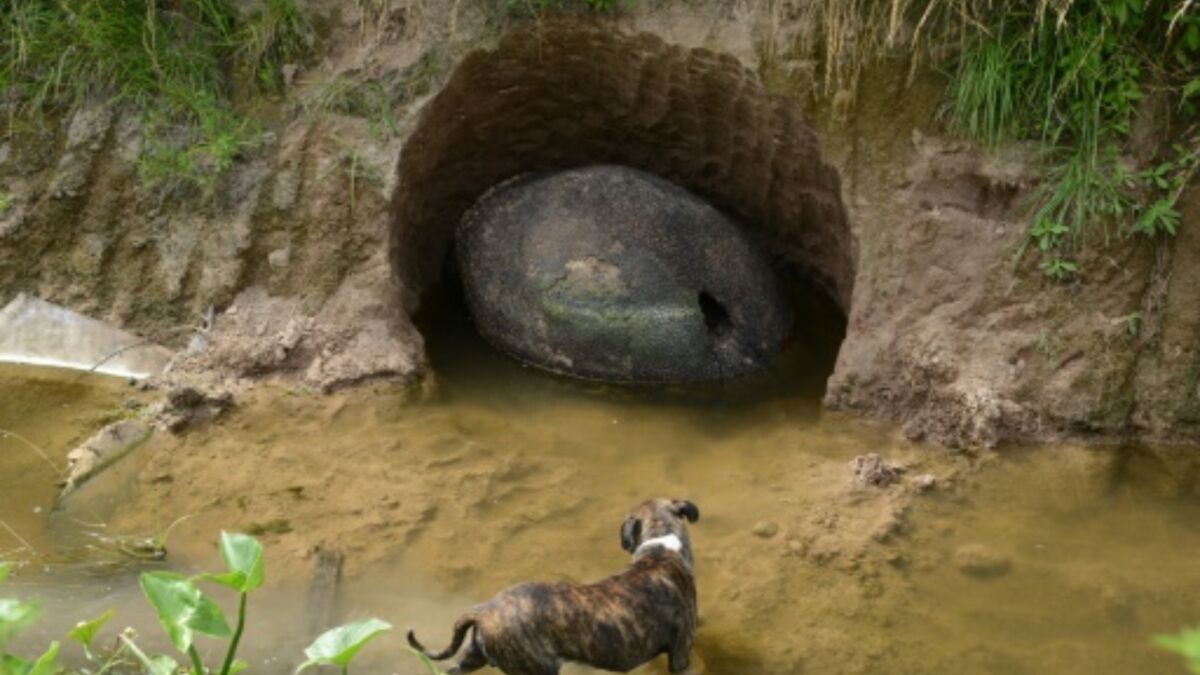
top-left (791, 0), bottom-right (1200, 281)
top-left (0, 0), bottom-right (313, 197)
top-left (0, 192), bottom-right (12, 215)
top-left (939, 0), bottom-right (1200, 278)
top-left (300, 48), bottom-right (445, 139)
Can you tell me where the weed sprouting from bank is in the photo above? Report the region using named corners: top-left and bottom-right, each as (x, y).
top-left (0, 0), bottom-right (313, 197)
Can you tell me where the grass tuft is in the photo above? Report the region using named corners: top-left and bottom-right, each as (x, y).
top-left (785, 0), bottom-right (1200, 280)
top-left (0, 0), bottom-right (314, 197)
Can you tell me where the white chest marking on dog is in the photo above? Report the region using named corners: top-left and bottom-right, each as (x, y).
top-left (635, 534), bottom-right (683, 556)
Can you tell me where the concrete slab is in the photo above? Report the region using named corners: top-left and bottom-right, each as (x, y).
top-left (0, 294), bottom-right (173, 379)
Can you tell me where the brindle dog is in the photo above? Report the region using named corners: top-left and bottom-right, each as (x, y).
top-left (407, 498), bottom-right (700, 675)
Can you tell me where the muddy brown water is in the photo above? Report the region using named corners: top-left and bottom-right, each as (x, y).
top-left (2, 308), bottom-right (1199, 674)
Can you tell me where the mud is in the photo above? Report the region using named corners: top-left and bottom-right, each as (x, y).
top-left (6, 354), bottom-right (1200, 674)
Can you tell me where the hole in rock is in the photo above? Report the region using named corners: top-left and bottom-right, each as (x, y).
top-left (698, 292), bottom-right (732, 337)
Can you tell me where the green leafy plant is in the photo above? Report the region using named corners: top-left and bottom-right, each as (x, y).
top-left (1039, 257), bottom-right (1078, 282)
top-left (137, 531), bottom-right (266, 675)
top-left (1156, 626), bottom-right (1200, 674)
top-left (0, 562), bottom-right (61, 675)
top-left (66, 608), bottom-right (115, 660)
top-left (0, 193), bottom-right (12, 216)
top-left (139, 571), bottom-right (232, 674)
top-left (296, 618), bottom-right (393, 675)
top-left (3, 534), bottom-right (401, 675)
top-left (1117, 311), bottom-right (1143, 337)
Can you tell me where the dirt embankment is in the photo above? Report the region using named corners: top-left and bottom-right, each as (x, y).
top-left (1, 0), bottom-right (1196, 446)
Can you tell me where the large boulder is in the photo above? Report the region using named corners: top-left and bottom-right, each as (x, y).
top-left (456, 165), bottom-right (793, 382)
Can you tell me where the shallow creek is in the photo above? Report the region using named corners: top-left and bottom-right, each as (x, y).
top-left (2, 315), bottom-right (1200, 674)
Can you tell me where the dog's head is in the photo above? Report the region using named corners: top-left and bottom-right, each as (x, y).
top-left (620, 498), bottom-right (700, 567)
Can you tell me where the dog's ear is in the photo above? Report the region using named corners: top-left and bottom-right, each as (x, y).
top-left (620, 518), bottom-right (641, 553)
top-left (672, 500), bottom-right (700, 523)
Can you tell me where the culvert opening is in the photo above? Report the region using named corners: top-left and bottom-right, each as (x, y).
top-left (393, 20), bottom-right (856, 391)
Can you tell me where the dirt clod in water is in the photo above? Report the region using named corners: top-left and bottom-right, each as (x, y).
top-left (152, 385), bottom-right (233, 432)
top-left (953, 543), bottom-right (1013, 579)
top-left (750, 521), bottom-right (779, 539)
top-left (850, 453), bottom-right (904, 487)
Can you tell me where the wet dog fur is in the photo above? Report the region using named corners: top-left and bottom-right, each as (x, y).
top-left (407, 497), bottom-right (700, 675)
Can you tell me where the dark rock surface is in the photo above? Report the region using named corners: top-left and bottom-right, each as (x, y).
top-left (456, 165), bottom-right (793, 382)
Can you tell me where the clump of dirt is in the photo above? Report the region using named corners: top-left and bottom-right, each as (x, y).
top-left (849, 453), bottom-right (904, 487)
top-left (151, 385), bottom-right (234, 433)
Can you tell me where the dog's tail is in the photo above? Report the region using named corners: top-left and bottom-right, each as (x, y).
top-left (407, 614), bottom-right (476, 661)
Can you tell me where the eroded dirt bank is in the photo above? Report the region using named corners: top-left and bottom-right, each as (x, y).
top-left (1, 0), bottom-right (1197, 447)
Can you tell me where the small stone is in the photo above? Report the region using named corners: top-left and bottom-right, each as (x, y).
top-left (913, 473), bottom-right (937, 491)
top-left (752, 521), bottom-right (779, 539)
top-left (954, 543), bottom-right (1012, 579)
top-left (268, 247), bottom-right (291, 269)
top-left (850, 453), bottom-right (904, 487)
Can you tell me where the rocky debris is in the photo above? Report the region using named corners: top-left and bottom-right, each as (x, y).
top-left (953, 543), bottom-right (1012, 579)
top-left (49, 103), bottom-right (113, 200)
top-left (153, 385), bottom-right (233, 433)
top-left (752, 521), bottom-right (780, 539)
top-left (456, 165), bottom-right (793, 383)
top-left (850, 454), bottom-right (904, 488)
top-left (268, 247), bottom-right (291, 269)
top-left (170, 275), bottom-right (425, 392)
top-left (60, 420), bottom-right (152, 497)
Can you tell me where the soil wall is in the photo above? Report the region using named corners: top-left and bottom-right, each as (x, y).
top-left (0, 0), bottom-right (1196, 446)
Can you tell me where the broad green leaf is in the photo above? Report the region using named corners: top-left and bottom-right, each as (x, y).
top-left (1156, 626), bottom-right (1200, 674)
top-left (26, 642), bottom-right (59, 675)
top-left (228, 659), bottom-right (249, 675)
top-left (139, 572), bottom-right (231, 653)
top-left (1, 654), bottom-right (33, 675)
top-left (0, 598), bottom-right (41, 648)
top-left (295, 618), bottom-right (392, 673)
top-left (67, 609), bottom-right (115, 650)
top-left (205, 532), bottom-right (264, 593)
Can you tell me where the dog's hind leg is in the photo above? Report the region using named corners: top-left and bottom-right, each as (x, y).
top-left (668, 637), bottom-right (694, 673)
top-left (447, 637), bottom-right (489, 675)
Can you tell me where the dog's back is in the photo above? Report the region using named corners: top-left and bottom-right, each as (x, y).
top-left (474, 548), bottom-right (696, 673)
